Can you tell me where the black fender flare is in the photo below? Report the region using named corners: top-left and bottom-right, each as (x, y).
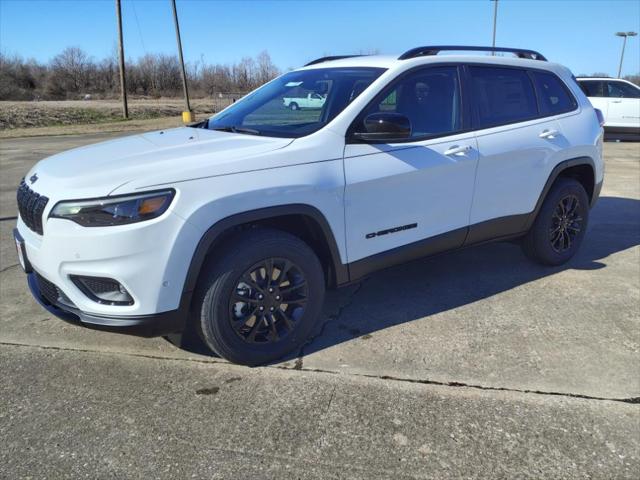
top-left (181, 204), bottom-right (349, 295)
top-left (523, 156), bottom-right (598, 231)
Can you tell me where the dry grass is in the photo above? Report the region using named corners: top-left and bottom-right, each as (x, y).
top-left (0, 97), bottom-right (235, 132)
top-left (0, 116), bottom-right (189, 139)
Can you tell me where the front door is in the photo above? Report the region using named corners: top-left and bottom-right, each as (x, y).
top-left (605, 80), bottom-right (640, 128)
top-left (343, 65), bottom-right (478, 263)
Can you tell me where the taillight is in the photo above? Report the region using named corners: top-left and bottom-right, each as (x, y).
top-left (595, 108), bottom-right (605, 127)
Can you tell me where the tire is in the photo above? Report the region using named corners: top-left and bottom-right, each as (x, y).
top-left (289, 102), bottom-right (299, 111)
top-left (522, 177), bottom-right (589, 266)
top-left (193, 228), bottom-right (325, 366)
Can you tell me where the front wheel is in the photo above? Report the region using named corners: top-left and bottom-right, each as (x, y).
top-left (193, 229), bottom-right (325, 366)
top-left (522, 177), bottom-right (589, 266)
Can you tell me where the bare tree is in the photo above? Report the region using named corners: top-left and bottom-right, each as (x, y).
top-left (49, 47), bottom-right (92, 95)
top-left (256, 50), bottom-right (279, 85)
top-left (0, 48), bottom-right (285, 100)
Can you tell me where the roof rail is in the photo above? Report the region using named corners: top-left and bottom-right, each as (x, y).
top-left (304, 55), bottom-right (364, 66)
top-left (398, 45), bottom-right (547, 61)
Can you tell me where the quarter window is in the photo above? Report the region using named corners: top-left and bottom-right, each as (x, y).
top-left (469, 66), bottom-right (538, 128)
top-left (530, 71), bottom-right (577, 115)
top-left (358, 66), bottom-right (462, 139)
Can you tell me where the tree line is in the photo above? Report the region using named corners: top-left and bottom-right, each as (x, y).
top-left (0, 47), bottom-right (281, 100)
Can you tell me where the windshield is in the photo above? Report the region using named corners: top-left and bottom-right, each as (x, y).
top-left (206, 67), bottom-right (385, 138)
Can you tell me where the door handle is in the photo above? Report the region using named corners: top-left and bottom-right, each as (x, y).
top-left (444, 144), bottom-right (472, 156)
top-left (539, 129), bottom-right (559, 139)
top-left (610, 99), bottom-right (623, 103)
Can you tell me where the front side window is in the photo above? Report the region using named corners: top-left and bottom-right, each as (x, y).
top-left (606, 81), bottom-right (640, 99)
top-left (206, 67), bottom-right (385, 138)
top-left (355, 66), bottom-right (462, 139)
top-left (469, 66), bottom-right (538, 128)
top-left (578, 80), bottom-right (606, 97)
top-left (531, 71), bottom-right (577, 116)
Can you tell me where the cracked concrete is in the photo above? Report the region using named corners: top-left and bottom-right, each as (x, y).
top-left (1, 134), bottom-right (639, 478)
top-left (292, 279), bottom-right (368, 370)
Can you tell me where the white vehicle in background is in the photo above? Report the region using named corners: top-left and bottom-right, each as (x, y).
top-left (576, 77), bottom-right (640, 139)
top-left (283, 92), bottom-right (326, 110)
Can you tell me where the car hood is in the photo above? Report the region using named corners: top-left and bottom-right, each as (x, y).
top-left (26, 128), bottom-right (294, 198)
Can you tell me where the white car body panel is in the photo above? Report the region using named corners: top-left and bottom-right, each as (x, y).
top-left (344, 131), bottom-right (478, 262)
top-left (16, 52), bottom-right (604, 322)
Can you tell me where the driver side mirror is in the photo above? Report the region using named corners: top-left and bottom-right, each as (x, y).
top-left (352, 113), bottom-right (412, 142)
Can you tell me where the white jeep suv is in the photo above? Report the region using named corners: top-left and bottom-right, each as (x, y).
top-left (14, 46), bottom-right (604, 365)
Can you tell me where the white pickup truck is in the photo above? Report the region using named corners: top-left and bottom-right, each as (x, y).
top-left (282, 92), bottom-right (326, 110)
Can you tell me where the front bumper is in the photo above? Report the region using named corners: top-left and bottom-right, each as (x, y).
top-left (27, 272), bottom-right (187, 337)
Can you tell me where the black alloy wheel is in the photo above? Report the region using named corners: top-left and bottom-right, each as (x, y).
top-left (549, 194), bottom-right (583, 253)
top-left (229, 258), bottom-right (308, 344)
top-left (522, 177), bottom-right (590, 266)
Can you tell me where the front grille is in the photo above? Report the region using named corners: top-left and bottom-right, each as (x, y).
top-left (35, 273), bottom-right (75, 308)
top-left (17, 179), bottom-right (49, 235)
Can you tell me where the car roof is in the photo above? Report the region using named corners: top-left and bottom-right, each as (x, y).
top-left (299, 53), bottom-right (569, 76)
top-left (576, 77), bottom-right (625, 81)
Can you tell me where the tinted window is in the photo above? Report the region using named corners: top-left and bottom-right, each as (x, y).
top-left (469, 67), bottom-right (538, 128)
top-left (358, 66), bottom-right (461, 138)
top-left (531, 71), bottom-right (577, 115)
top-left (578, 80), bottom-right (606, 97)
top-left (606, 81), bottom-right (640, 99)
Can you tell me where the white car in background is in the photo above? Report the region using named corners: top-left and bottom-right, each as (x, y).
top-left (282, 92), bottom-right (326, 110)
top-left (576, 77), bottom-right (640, 139)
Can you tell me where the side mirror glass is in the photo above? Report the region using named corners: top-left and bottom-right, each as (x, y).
top-left (353, 113), bottom-right (412, 142)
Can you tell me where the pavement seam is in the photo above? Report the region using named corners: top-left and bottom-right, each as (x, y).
top-left (2, 340), bottom-right (638, 405)
top-left (0, 216), bottom-right (18, 222)
top-left (0, 264), bottom-right (19, 274)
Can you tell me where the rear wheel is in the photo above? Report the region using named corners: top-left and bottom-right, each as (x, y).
top-left (193, 228), bottom-right (325, 366)
top-left (522, 177), bottom-right (589, 265)
top-left (289, 102), bottom-right (299, 111)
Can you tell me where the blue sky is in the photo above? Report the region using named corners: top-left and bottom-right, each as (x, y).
top-left (1, 0), bottom-right (639, 76)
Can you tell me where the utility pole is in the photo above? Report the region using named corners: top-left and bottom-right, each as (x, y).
top-left (616, 31), bottom-right (637, 78)
top-left (115, 0), bottom-right (128, 119)
top-left (171, 0), bottom-right (192, 123)
top-left (491, 0), bottom-right (499, 55)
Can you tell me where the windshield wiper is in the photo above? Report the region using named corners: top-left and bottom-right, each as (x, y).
top-left (212, 126), bottom-right (261, 136)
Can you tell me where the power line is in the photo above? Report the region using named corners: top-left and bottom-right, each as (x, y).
top-left (129, 0), bottom-right (148, 55)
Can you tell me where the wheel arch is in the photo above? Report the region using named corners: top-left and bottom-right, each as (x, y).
top-left (524, 156), bottom-right (598, 231)
top-left (182, 204), bottom-right (349, 296)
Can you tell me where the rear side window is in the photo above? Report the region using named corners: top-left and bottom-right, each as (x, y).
top-left (578, 80), bottom-right (606, 97)
top-left (530, 71), bottom-right (577, 115)
top-left (469, 66), bottom-right (538, 128)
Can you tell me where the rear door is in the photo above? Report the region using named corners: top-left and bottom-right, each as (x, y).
top-left (467, 66), bottom-right (574, 240)
top-left (605, 80), bottom-right (640, 128)
top-left (343, 65), bottom-right (478, 263)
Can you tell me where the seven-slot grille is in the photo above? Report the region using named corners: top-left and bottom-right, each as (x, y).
top-left (17, 179), bottom-right (49, 235)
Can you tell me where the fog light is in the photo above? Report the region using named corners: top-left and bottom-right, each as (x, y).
top-left (70, 275), bottom-right (134, 306)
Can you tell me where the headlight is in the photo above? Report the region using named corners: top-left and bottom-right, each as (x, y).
top-left (50, 190), bottom-right (175, 227)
